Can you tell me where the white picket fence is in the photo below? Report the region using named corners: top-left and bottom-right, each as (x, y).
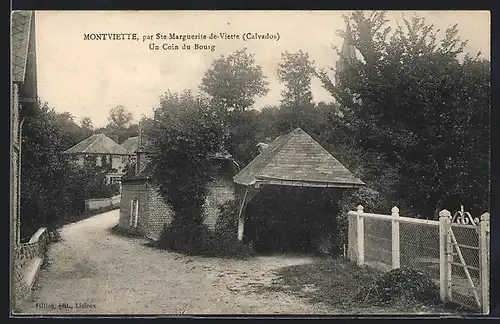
top-left (347, 205), bottom-right (490, 313)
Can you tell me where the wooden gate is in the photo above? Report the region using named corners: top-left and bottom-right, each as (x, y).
top-left (441, 207), bottom-right (490, 313)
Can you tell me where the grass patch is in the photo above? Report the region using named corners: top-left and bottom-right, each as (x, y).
top-left (246, 257), bottom-right (462, 314)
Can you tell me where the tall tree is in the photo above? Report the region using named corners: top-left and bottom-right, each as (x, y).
top-left (200, 48), bottom-right (270, 167)
top-left (108, 105), bottom-right (133, 129)
top-left (277, 50), bottom-right (316, 107)
top-left (273, 50), bottom-right (318, 134)
top-left (318, 11), bottom-right (490, 217)
top-left (200, 48), bottom-right (270, 113)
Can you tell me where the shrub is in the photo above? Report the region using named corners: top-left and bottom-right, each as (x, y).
top-left (213, 200), bottom-right (239, 242)
top-left (148, 91), bottom-right (229, 257)
top-left (353, 267), bottom-right (441, 307)
top-left (212, 200), bottom-right (255, 258)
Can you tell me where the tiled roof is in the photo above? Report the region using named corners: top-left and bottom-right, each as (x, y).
top-left (120, 136), bottom-right (139, 154)
top-left (11, 11), bottom-right (32, 83)
top-left (233, 127), bottom-right (365, 187)
top-left (63, 133), bottom-right (130, 155)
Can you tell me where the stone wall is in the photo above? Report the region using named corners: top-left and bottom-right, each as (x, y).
top-left (12, 227), bottom-right (50, 310)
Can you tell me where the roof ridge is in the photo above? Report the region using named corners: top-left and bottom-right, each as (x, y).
top-left (233, 129), bottom-right (296, 185)
top-left (300, 130), bottom-right (343, 162)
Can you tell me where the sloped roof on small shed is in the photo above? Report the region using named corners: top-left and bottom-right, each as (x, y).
top-left (233, 127), bottom-right (365, 187)
top-left (63, 133), bottom-right (130, 155)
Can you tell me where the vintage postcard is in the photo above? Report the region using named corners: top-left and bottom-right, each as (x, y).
top-left (10, 10), bottom-right (491, 317)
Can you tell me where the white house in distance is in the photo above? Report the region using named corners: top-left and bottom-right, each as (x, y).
top-left (62, 133), bottom-right (135, 185)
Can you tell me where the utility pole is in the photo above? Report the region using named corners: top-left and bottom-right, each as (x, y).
top-left (138, 119), bottom-right (142, 148)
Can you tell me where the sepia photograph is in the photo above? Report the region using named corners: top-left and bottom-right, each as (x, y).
top-left (10, 10), bottom-right (491, 316)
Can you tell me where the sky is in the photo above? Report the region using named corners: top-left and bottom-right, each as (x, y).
top-left (34, 10), bottom-right (490, 128)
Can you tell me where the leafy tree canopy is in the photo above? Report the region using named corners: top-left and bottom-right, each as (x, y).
top-left (200, 48), bottom-right (270, 113)
top-left (318, 11), bottom-right (490, 216)
top-left (108, 105), bottom-right (133, 129)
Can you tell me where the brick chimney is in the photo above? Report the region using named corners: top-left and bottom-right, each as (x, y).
top-left (135, 146), bottom-right (146, 176)
top-left (135, 119), bottom-right (145, 175)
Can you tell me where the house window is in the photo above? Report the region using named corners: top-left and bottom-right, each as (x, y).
top-left (109, 175), bottom-right (121, 185)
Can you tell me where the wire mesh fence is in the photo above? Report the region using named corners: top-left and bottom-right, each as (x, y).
top-left (399, 220), bottom-right (441, 284)
top-left (363, 217), bottom-right (392, 272)
top-left (347, 206), bottom-right (489, 313)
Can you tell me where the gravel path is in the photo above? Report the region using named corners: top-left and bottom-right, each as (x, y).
top-left (20, 210), bottom-right (328, 315)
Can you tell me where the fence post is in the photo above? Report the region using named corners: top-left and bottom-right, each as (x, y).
top-left (356, 205), bottom-right (364, 266)
top-left (479, 212), bottom-right (490, 314)
top-left (391, 206), bottom-right (400, 269)
top-left (439, 209), bottom-right (452, 302)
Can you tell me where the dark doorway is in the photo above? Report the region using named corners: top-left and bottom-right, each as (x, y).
top-left (244, 185), bottom-right (341, 255)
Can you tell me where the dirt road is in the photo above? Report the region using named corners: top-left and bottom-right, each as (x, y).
top-left (20, 210), bottom-right (329, 315)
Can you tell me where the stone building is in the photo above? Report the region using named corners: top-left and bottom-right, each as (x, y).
top-left (118, 145), bottom-right (238, 241)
